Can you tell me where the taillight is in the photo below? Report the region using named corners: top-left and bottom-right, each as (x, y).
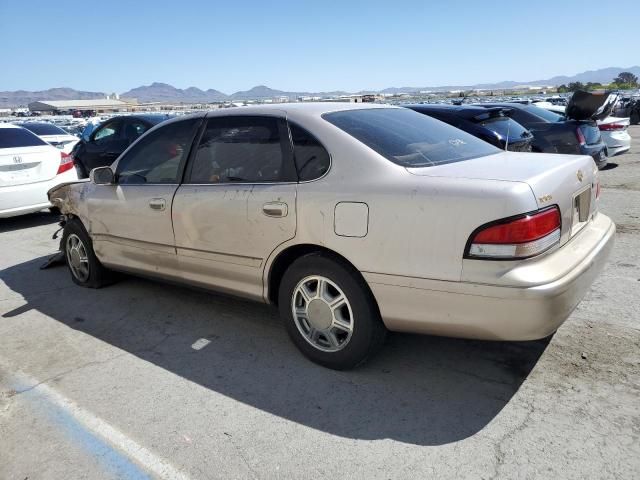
top-left (575, 127), bottom-right (586, 145)
top-left (598, 123), bottom-right (625, 131)
top-left (57, 152), bottom-right (74, 175)
top-left (466, 207), bottom-right (561, 259)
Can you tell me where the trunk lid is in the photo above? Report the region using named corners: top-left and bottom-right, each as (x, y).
top-left (565, 90), bottom-right (618, 121)
top-left (407, 151), bottom-right (597, 245)
top-left (0, 145), bottom-right (61, 187)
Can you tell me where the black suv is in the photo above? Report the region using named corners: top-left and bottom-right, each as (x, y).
top-left (71, 114), bottom-right (171, 177)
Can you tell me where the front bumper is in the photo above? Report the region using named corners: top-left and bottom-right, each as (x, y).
top-left (365, 213), bottom-right (615, 341)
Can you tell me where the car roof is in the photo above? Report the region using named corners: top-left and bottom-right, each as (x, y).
top-left (205, 102), bottom-right (399, 119)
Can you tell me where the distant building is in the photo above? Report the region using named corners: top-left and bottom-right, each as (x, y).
top-left (28, 98), bottom-right (136, 114)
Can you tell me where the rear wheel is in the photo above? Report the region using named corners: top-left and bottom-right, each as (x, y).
top-left (62, 218), bottom-right (116, 288)
top-left (278, 253), bottom-right (386, 369)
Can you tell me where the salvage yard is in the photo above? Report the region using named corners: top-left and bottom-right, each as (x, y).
top-left (1, 128), bottom-right (639, 479)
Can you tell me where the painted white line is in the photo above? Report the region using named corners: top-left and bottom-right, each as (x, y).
top-left (7, 369), bottom-right (191, 480)
top-left (191, 338), bottom-right (211, 351)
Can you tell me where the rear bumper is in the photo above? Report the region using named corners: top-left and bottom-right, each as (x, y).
top-left (365, 213), bottom-right (615, 341)
top-left (0, 169), bottom-right (77, 218)
top-left (601, 130), bottom-right (631, 156)
top-left (580, 145), bottom-right (608, 169)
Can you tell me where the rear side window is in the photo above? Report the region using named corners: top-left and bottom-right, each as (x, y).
top-left (19, 123), bottom-right (68, 136)
top-left (323, 108), bottom-right (498, 167)
top-left (117, 118), bottom-right (200, 184)
top-left (290, 123), bottom-right (330, 181)
top-left (524, 106), bottom-right (564, 123)
top-left (0, 128), bottom-right (47, 148)
top-left (188, 116), bottom-right (286, 183)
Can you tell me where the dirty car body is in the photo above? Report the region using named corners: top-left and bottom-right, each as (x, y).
top-left (49, 103), bottom-right (615, 369)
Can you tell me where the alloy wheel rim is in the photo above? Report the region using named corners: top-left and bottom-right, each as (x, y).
top-left (66, 233), bottom-right (90, 282)
top-left (291, 275), bottom-right (354, 352)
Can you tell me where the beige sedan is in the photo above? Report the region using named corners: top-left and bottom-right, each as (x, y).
top-left (49, 103), bottom-right (614, 369)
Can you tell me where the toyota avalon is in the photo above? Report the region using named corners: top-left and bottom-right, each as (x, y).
top-left (48, 104), bottom-right (614, 369)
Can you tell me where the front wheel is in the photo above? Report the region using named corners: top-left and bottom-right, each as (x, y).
top-left (278, 253), bottom-right (386, 369)
top-left (62, 218), bottom-right (116, 288)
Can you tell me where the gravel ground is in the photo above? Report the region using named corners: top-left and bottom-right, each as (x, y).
top-left (1, 127), bottom-right (639, 480)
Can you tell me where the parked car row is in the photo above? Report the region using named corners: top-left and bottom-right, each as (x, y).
top-left (46, 102), bottom-right (615, 369)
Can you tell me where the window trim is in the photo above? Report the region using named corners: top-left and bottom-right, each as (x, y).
top-left (114, 117), bottom-right (203, 186)
top-left (182, 114), bottom-right (297, 185)
top-left (285, 120), bottom-right (332, 184)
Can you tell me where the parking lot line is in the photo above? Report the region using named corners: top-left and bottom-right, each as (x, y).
top-left (6, 368), bottom-right (191, 480)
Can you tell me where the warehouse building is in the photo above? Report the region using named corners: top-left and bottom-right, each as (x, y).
top-left (28, 98), bottom-right (137, 114)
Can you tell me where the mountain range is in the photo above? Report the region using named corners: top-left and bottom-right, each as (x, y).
top-left (1, 66), bottom-right (638, 108)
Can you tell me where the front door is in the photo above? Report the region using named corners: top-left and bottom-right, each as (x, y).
top-left (88, 117), bottom-right (202, 279)
top-left (172, 114), bottom-right (297, 300)
top-left (83, 119), bottom-right (127, 171)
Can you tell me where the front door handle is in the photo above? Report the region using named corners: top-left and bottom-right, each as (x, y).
top-left (149, 198), bottom-right (166, 211)
top-left (262, 202), bottom-right (288, 218)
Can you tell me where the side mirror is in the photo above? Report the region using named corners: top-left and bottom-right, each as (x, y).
top-left (90, 167), bottom-right (115, 185)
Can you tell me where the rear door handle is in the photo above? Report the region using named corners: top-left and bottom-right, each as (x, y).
top-left (262, 202), bottom-right (288, 217)
top-left (149, 198), bottom-right (166, 211)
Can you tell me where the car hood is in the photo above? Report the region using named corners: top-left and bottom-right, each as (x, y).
top-left (565, 90), bottom-right (618, 121)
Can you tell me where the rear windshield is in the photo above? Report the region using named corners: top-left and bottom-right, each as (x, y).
top-left (19, 123), bottom-right (68, 136)
top-left (0, 127), bottom-right (48, 148)
top-left (323, 108), bottom-right (498, 167)
top-left (478, 117), bottom-right (531, 140)
top-left (524, 106), bottom-right (564, 123)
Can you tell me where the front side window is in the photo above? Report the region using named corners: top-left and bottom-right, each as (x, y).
top-left (188, 116), bottom-right (285, 184)
top-left (93, 120), bottom-right (121, 142)
top-left (290, 123), bottom-right (330, 181)
top-left (324, 108), bottom-right (498, 168)
top-left (116, 118), bottom-right (200, 184)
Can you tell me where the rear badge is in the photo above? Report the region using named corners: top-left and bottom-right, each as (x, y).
top-left (577, 170), bottom-right (584, 182)
top-left (538, 194), bottom-right (553, 203)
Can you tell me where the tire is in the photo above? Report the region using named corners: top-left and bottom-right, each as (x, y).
top-left (278, 253), bottom-right (386, 370)
top-left (62, 218), bottom-right (116, 288)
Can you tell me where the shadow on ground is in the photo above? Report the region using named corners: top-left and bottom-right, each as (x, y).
top-left (1, 256), bottom-right (549, 446)
top-left (0, 211), bottom-right (59, 234)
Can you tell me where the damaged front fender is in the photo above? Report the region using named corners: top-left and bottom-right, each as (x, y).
top-left (47, 179), bottom-right (90, 220)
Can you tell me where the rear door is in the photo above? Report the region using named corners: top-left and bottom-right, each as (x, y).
top-left (0, 127), bottom-right (60, 188)
top-left (87, 118), bottom-right (202, 278)
top-left (172, 114), bottom-right (297, 300)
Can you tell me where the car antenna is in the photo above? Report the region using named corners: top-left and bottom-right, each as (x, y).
top-left (504, 116), bottom-right (510, 151)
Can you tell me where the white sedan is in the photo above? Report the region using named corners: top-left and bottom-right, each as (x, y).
top-left (597, 116), bottom-right (631, 156)
top-left (0, 123), bottom-right (78, 218)
top-left (16, 122), bottom-right (80, 154)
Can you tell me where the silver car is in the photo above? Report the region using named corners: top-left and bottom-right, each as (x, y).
top-left (48, 103), bottom-right (615, 369)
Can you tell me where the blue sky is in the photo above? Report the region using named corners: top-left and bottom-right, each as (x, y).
top-left (1, 0), bottom-right (638, 93)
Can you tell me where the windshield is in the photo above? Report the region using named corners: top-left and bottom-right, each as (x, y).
top-left (323, 108), bottom-right (498, 168)
top-left (524, 106), bottom-right (564, 123)
top-left (18, 123), bottom-right (69, 136)
top-left (0, 127), bottom-right (48, 148)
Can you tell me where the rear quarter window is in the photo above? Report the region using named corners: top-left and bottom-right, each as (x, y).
top-left (323, 108), bottom-right (498, 167)
top-left (0, 128), bottom-right (48, 148)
